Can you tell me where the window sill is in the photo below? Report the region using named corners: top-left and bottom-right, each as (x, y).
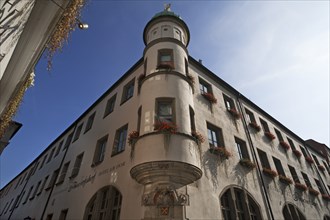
top-left (111, 150), bottom-right (125, 157)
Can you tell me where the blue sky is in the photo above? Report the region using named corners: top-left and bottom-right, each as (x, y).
top-left (1, 1), bottom-right (329, 188)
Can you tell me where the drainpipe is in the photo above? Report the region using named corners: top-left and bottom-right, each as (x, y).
top-left (236, 94), bottom-right (275, 220)
top-left (40, 123), bottom-right (77, 219)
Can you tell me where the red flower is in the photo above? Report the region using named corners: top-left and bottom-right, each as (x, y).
top-left (262, 167), bottom-right (278, 178)
top-left (279, 175), bottom-right (293, 185)
top-left (322, 194), bottom-right (330, 201)
top-left (305, 156), bottom-right (314, 164)
top-left (249, 122), bottom-right (261, 132)
top-left (228, 108), bottom-right (241, 120)
top-left (191, 131), bottom-right (205, 143)
top-left (292, 149), bottom-right (302, 158)
top-left (265, 132), bottom-right (275, 141)
top-left (154, 121), bottom-right (177, 134)
top-left (280, 141), bottom-right (291, 151)
top-left (295, 182), bottom-right (307, 191)
top-left (308, 187), bottom-right (319, 196)
top-left (318, 165), bottom-right (326, 171)
top-left (201, 92), bottom-right (217, 104)
top-left (128, 131), bottom-right (139, 146)
top-left (209, 146), bottom-right (232, 159)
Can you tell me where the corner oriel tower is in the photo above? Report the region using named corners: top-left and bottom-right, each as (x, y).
top-left (130, 5), bottom-right (202, 219)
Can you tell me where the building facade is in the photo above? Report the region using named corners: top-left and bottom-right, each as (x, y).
top-left (1, 8), bottom-right (330, 220)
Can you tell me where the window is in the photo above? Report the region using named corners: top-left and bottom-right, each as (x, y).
top-left (273, 157), bottom-right (285, 176)
top-left (207, 123), bottom-right (225, 147)
top-left (157, 49), bottom-right (174, 69)
top-left (57, 162), bottom-right (70, 184)
top-left (323, 161), bottom-right (330, 174)
top-left (5, 199), bottom-right (13, 213)
top-left (46, 214), bottom-right (53, 220)
top-left (93, 136), bottom-right (108, 165)
top-left (63, 132), bottom-right (73, 151)
top-left (1, 202), bottom-right (8, 215)
top-left (189, 106), bottom-right (196, 132)
top-left (144, 58), bottom-right (147, 74)
top-left (23, 186), bottom-right (33, 204)
top-left (245, 108), bottom-right (256, 123)
top-left (287, 138), bottom-right (296, 150)
top-left (301, 172), bottom-right (311, 187)
top-left (31, 180), bottom-right (41, 199)
top-left (259, 118), bottom-right (270, 133)
top-left (47, 148), bottom-right (56, 163)
top-left (14, 177), bottom-right (21, 189)
top-left (257, 149), bottom-right (270, 169)
top-left (199, 78), bottom-right (211, 94)
top-left (13, 195), bottom-right (20, 208)
top-left (83, 186), bottom-right (122, 220)
top-left (46, 169), bottom-right (59, 190)
top-left (299, 145), bottom-right (308, 158)
top-left (59, 209), bottom-right (68, 220)
top-left (85, 112), bottom-right (96, 133)
top-left (235, 137), bottom-right (250, 160)
top-left (274, 129), bottom-right (284, 142)
top-left (314, 179), bottom-right (325, 194)
top-left (37, 175), bottom-right (49, 195)
top-left (288, 165), bottom-right (300, 183)
top-left (54, 141), bottom-right (63, 157)
top-left (223, 94), bottom-right (235, 110)
top-left (112, 125), bottom-right (128, 155)
top-left (20, 172), bottom-right (27, 185)
top-left (185, 58), bottom-right (188, 75)
top-left (282, 203), bottom-right (306, 220)
top-left (71, 153), bottom-right (84, 178)
top-left (156, 98), bottom-right (174, 122)
top-left (121, 79), bottom-right (135, 103)
top-left (39, 154), bottom-right (48, 170)
top-left (73, 123), bottom-right (84, 142)
top-left (18, 191), bottom-right (25, 206)
top-left (312, 155), bottom-right (320, 165)
top-left (104, 94), bottom-right (117, 117)
top-left (220, 187), bottom-right (262, 220)
top-left (30, 161), bottom-right (39, 176)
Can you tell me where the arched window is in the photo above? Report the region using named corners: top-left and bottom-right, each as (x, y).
top-left (84, 185), bottom-right (122, 220)
top-left (282, 203), bottom-right (306, 220)
top-left (220, 187), bottom-right (262, 220)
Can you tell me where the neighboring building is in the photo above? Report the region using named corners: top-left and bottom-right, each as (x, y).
top-left (1, 7), bottom-right (329, 220)
top-left (0, 0), bottom-right (84, 153)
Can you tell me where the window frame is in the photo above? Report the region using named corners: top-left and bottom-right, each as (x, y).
top-left (104, 94), bottom-right (117, 118)
top-left (157, 49), bottom-right (174, 69)
top-left (155, 98), bottom-right (175, 123)
top-left (223, 94), bottom-right (235, 111)
top-left (84, 112), bottom-right (96, 133)
top-left (92, 135), bottom-right (108, 166)
top-left (207, 123), bottom-right (225, 148)
top-left (235, 137), bottom-right (250, 160)
top-left (112, 124), bottom-right (128, 156)
top-left (73, 123), bottom-right (84, 142)
top-left (121, 79), bottom-right (135, 104)
top-left (70, 152), bottom-right (84, 178)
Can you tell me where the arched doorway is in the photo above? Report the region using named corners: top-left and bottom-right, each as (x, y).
top-left (220, 186), bottom-right (262, 220)
top-left (84, 185), bottom-right (122, 220)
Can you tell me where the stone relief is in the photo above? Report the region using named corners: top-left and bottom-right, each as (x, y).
top-left (142, 186), bottom-right (188, 206)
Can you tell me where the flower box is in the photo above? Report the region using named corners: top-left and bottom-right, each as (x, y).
top-left (154, 121), bottom-right (177, 134)
top-left (305, 156), bottom-right (314, 164)
top-left (191, 131), bottom-right (205, 144)
top-left (264, 132), bottom-right (275, 141)
top-left (249, 122), bottom-right (261, 132)
top-left (322, 194), bottom-right (330, 201)
top-left (128, 131), bottom-right (139, 146)
top-left (228, 108), bottom-right (241, 120)
top-left (292, 149), bottom-right (302, 158)
top-left (279, 141), bottom-right (291, 151)
top-left (209, 146), bottom-right (231, 159)
top-left (201, 92), bottom-right (217, 104)
top-left (239, 159), bottom-right (256, 169)
top-left (262, 167), bottom-right (278, 179)
top-left (279, 175), bottom-right (293, 185)
top-left (308, 187), bottom-right (319, 196)
top-left (295, 182), bottom-right (307, 191)
top-left (318, 165), bottom-right (326, 171)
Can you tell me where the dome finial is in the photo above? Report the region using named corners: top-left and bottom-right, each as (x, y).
top-left (164, 3), bottom-right (171, 11)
